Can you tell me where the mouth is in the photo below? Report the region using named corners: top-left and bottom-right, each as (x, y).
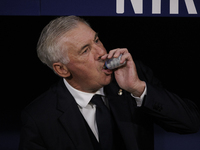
top-left (102, 64), bottom-right (113, 75)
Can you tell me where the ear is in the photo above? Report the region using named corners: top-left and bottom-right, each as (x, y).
top-left (52, 62), bottom-right (71, 78)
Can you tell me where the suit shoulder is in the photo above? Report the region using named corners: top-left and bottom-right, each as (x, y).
top-left (134, 60), bottom-right (162, 86)
top-left (23, 81), bottom-right (58, 116)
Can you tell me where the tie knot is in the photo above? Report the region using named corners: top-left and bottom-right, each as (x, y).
top-left (90, 94), bottom-right (105, 107)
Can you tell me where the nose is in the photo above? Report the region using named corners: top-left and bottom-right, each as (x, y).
top-left (93, 44), bottom-right (107, 60)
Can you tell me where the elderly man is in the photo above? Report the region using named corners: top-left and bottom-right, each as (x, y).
top-left (19, 16), bottom-right (200, 150)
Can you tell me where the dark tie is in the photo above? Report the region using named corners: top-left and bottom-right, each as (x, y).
top-left (90, 94), bottom-right (114, 150)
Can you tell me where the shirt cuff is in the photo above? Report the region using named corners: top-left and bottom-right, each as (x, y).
top-left (131, 83), bottom-right (147, 107)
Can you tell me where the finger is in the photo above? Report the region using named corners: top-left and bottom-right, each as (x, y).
top-left (113, 50), bottom-right (121, 58)
top-left (119, 48), bottom-right (129, 55)
top-left (113, 48), bottom-right (129, 57)
top-left (107, 49), bottom-right (118, 59)
top-left (108, 48), bottom-right (128, 59)
top-left (101, 54), bottom-right (108, 60)
top-left (120, 52), bottom-right (132, 63)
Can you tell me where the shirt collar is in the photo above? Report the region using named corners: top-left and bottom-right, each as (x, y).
top-left (63, 78), bottom-right (105, 108)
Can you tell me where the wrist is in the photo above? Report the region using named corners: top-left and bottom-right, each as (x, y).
top-left (130, 81), bottom-right (146, 97)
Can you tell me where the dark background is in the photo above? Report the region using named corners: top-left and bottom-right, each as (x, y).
top-left (1, 16), bottom-right (200, 149)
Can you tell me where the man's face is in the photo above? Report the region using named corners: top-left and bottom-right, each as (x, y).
top-left (62, 22), bottom-right (113, 93)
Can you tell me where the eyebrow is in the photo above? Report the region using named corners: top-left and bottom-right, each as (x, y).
top-left (80, 33), bottom-right (99, 52)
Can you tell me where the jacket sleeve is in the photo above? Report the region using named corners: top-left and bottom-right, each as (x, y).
top-left (135, 60), bottom-right (200, 134)
top-left (19, 110), bottom-right (47, 150)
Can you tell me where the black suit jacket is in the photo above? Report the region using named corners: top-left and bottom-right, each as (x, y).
top-left (19, 61), bottom-right (200, 150)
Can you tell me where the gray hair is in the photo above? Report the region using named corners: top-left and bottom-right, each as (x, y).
top-left (37, 16), bottom-right (90, 70)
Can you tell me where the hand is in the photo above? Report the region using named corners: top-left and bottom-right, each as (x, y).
top-left (101, 48), bottom-right (146, 97)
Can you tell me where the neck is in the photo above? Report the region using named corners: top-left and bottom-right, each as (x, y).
top-left (64, 78), bottom-right (101, 93)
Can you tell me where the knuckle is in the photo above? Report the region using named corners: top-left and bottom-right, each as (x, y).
top-left (109, 49), bottom-right (117, 53)
top-left (123, 48), bottom-right (128, 52)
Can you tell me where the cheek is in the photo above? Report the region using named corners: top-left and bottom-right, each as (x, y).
top-left (69, 63), bottom-right (93, 76)
top-left (68, 55), bottom-right (100, 76)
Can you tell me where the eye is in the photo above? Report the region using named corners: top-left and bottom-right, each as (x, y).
top-left (82, 48), bottom-right (89, 54)
top-left (83, 49), bottom-right (88, 53)
top-left (95, 37), bottom-right (99, 43)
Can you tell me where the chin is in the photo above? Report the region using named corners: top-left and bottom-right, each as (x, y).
top-left (103, 75), bottom-right (112, 86)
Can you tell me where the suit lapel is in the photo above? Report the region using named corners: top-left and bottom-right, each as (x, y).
top-left (55, 78), bottom-right (139, 150)
top-left (56, 79), bottom-right (94, 150)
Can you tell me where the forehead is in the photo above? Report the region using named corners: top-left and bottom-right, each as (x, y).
top-left (61, 22), bottom-right (96, 50)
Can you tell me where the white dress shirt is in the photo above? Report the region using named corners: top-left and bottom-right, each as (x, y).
top-left (63, 78), bottom-right (147, 140)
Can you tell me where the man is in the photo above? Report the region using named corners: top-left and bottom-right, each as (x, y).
top-left (19, 16), bottom-right (200, 150)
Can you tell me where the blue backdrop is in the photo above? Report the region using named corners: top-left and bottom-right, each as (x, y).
top-left (0, 0), bottom-right (200, 16)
